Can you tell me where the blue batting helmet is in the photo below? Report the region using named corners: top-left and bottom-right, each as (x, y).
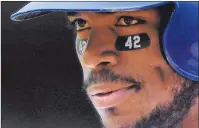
top-left (11, 2), bottom-right (198, 81)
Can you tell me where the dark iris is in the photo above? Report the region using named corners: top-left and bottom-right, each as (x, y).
top-left (123, 16), bottom-right (134, 25)
top-left (75, 19), bottom-right (86, 28)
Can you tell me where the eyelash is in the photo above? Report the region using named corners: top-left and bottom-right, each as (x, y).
top-left (70, 18), bottom-right (79, 25)
top-left (70, 18), bottom-right (91, 32)
top-left (115, 16), bottom-right (146, 27)
top-left (69, 16), bottom-right (146, 31)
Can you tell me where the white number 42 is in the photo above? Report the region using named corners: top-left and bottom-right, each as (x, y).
top-left (125, 35), bottom-right (141, 49)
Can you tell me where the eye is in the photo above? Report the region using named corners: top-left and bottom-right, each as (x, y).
top-left (71, 19), bottom-right (90, 31)
top-left (116, 16), bottom-right (143, 26)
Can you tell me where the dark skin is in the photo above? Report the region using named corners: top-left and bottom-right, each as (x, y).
top-left (67, 9), bottom-right (198, 128)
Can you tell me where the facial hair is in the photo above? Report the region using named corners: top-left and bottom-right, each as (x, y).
top-left (83, 68), bottom-right (142, 93)
top-left (134, 79), bottom-right (198, 128)
top-left (82, 68), bottom-right (198, 128)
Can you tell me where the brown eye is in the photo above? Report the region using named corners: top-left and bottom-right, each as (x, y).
top-left (75, 19), bottom-right (86, 27)
top-left (116, 16), bottom-right (139, 26)
top-left (124, 16), bottom-right (137, 25)
top-left (72, 19), bottom-right (90, 31)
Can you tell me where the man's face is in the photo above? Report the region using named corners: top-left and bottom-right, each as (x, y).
top-left (68, 9), bottom-right (188, 128)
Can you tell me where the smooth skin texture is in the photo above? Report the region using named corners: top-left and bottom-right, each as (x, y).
top-left (68, 9), bottom-right (198, 128)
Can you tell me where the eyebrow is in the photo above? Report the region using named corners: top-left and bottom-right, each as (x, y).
top-left (67, 12), bottom-right (116, 16)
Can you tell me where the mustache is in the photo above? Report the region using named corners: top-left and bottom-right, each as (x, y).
top-left (83, 68), bottom-right (141, 90)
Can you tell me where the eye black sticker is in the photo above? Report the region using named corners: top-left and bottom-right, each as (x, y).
top-left (115, 33), bottom-right (150, 51)
top-left (76, 38), bottom-right (88, 55)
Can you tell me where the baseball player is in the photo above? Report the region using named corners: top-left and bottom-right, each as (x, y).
top-left (11, 2), bottom-right (198, 128)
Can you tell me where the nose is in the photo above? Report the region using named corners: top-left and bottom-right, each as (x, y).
top-left (82, 27), bottom-right (119, 69)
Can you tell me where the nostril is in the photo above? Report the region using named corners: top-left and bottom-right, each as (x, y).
top-left (99, 62), bottom-right (110, 66)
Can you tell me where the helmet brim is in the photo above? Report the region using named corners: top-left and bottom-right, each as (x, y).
top-left (11, 2), bottom-right (168, 21)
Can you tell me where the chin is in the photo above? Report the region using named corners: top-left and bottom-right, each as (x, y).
top-left (96, 106), bottom-right (144, 128)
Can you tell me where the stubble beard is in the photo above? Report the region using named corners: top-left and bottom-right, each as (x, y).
top-left (130, 77), bottom-right (198, 128)
top-left (83, 68), bottom-right (198, 128)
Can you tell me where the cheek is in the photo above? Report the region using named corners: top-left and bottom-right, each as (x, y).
top-left (75, 50), bottom-right (90, 81)
top-left (119, 27), bottom-right (174, 86)
top-left (120, 49), bottom-right (176, 106)
top-left (75, 38), bottom-right (88, 55)
top-left (75, 37), bottom-right (90, 68)
top-left (115, 33), bottom-right (150, 51)
top-left (76, 29), bottom-right (91, 39)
